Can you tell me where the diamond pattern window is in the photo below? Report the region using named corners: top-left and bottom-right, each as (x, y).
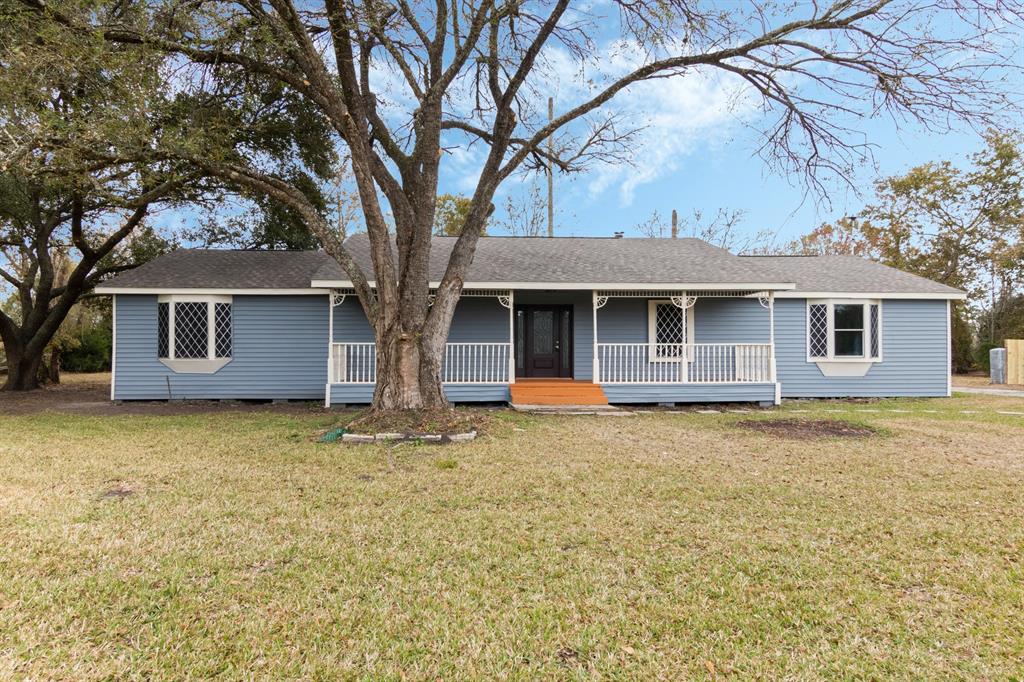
top-left (869, 304), bottom-right (880, 358)
top-left (215, 303), bottom-right (232, 358)
top-left (808, 304), bottom-right (828, 358)
top-left (157, 296), bottom-right (233, 362)
top-left (174, 302), bottom-right (209, 359)
top-left (653, 302), bottom-right (686, 359)
top-left (157, 302), bottom-right (170, 358)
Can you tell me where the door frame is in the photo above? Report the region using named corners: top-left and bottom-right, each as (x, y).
top-left (515, 304), bottom-right (574, 378)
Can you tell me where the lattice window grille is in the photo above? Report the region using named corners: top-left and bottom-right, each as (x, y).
top-left (808, 304), bottom-right (829, 358)
top-left (215, 303), bottom-right (232, 358)
top-left (655, 302), bottom-right (685, 358)
top-left (157, 302), bottom-right (170, 358)
top-left (869, 304), bottom-right (880, 358)
top-left (173, 302), bottom-right (209, 359)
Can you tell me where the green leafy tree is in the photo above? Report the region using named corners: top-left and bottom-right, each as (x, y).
top-left (16, 0), bottom-right (1023, 411)
top-left (433, 194), bottom-right (475, 236)
top-left (782, 217), bottom-right (870, 257)
top-left (785, 132), bottom-right (1024, 371)
top-left (0, 0), bottom-right (334, 390)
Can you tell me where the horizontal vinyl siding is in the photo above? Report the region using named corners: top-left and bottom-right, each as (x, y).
top-left (776, 298), bottom-right (948, 398)
top-left (694, 298), bottom-right (769, 343)
top-left (602, 383), bottom-right (775, 404)
top-left (594, 297), bottom-right (769, 344)
top-left (114, 294), bottom-right (328, 400)
top-left (329, 384), bottom-right (509, 405)
top-left (332, 296), bottom-right (511, 343)
top-left (332, 298), bottom-right (374, 342)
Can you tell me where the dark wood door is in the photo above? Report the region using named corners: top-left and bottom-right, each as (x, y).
top-left (515, 305), bottom-right (573, 378)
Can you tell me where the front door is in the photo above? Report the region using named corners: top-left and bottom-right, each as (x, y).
top-left (515, 305), bottom-right (573, 378)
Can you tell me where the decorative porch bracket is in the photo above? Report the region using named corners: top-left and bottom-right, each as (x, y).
top-left (670, 295), bottom-right (697, 310)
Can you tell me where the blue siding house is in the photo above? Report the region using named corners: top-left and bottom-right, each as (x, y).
top-left (97, 236), bottom-right (964, 406)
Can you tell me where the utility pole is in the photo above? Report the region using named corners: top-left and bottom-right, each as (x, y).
top-left (671, 209), bottom-right (678, 239)
top-left (547, 96), bottom-right (554, 238)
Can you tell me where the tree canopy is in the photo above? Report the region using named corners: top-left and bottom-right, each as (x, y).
top-left (0, 0), bottom-right (338, 388)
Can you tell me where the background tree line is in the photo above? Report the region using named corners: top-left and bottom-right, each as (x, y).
top-left (634, 131), bottom-right (1024, 372)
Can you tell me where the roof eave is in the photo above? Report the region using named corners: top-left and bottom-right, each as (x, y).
top-left (773, 290), bottom-right (967, 300)
top-left (94, 286), bottom-right (332, 295)
top-left (309, 279), bottom-right (798, 291)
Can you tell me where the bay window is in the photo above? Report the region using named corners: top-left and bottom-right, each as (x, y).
top-left (157, 295), bottom-right (233, 373)
top-left (807, 300), bottom-right (881, 362)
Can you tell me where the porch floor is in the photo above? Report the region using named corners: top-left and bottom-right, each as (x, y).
top-left (510, 379), bottom-right (609, 406)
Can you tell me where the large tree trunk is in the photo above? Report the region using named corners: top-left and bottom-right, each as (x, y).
top-left (45, 346), bottom-right (61, 385)
top-left (371, 325), bottom-right (447, 412)
top-left (1, 340), bottom-right (44, 391)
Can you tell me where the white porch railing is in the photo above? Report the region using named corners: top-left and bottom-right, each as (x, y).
top-left (331, 342), bottom-right (376, 383)
top-left (596, 343), bottom-right (774, 383)
top-left (331, 342), bottom-right (511, 384)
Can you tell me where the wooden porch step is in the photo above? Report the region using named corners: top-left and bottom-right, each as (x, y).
top-left (510, 380), bottom-right (609, 406)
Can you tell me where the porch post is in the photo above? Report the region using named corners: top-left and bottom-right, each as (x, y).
top-left (592, 290), bottom-right (599, 383)
top-left (769, 291), bottom-right (780, 404)
top-left (508, 289), bottom-right (515, 384)
top-left (325, 291), bottom-right (335, 407)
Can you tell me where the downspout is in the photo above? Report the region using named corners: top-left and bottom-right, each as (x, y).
top-left (770, 291), bottom-right (780, 405)
top-left (508, 289), bottom-right (515, 385)
top-left (325, 292), bottom-right (334, 407)
top-left (110, 295), bottom-right (117, 401)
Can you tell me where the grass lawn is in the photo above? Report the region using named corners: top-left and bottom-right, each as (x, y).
top-left (1, 387), bottom-right (1023, 679)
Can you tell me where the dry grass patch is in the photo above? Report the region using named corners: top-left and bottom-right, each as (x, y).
top-left (736, 417), bottom-right (878, 439)
top-left (0, 399), bottom-right (1022, 679)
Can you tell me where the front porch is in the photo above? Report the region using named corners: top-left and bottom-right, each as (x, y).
top-left (326, 288), bottom-right (781, 406)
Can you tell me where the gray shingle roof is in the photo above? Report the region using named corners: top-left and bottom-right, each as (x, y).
top-left (742, 255), bottom-right (965, 296)
top-left (97, 235), bottom-right (964, 297)
top-left (99, 249), bottom-right (330, 289)
top-left (311, 234), bottom-right (784, 286)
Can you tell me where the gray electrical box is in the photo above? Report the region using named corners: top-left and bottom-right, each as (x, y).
top-left (990, 347), bottom-right (1007, 384)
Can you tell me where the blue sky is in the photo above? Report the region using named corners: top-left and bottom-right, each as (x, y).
top-left (426, 1), bottom-right (1020, 246)
top-left (154, 2), bottom-right (1017, 249)
top-left (508, 117), bottom-right (987, 243)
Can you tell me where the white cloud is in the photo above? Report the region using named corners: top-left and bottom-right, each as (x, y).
top-left (536, 39), bottom-right (754, 205)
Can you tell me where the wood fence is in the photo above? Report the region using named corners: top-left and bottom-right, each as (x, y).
top-left (1008, 339), bottom-right (1024, 385)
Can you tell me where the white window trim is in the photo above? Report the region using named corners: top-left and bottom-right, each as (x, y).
top-left (158, 294), bottom-right (233, 373)
top-left (806, 299), bottom-right (883, 363)
top-left (647, 299), bottom-right (695, 363)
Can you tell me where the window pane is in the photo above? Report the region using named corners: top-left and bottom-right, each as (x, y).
top-left (655, 303), bottom-right (684, 358)
top-left (174, 301), bottom-right (209, 359)
top-left (157, 302), bottom-right (169, 358)
top-left (834, 303), bottom-right (863, 329)
top-left (560, 310), bottom-right (570, 368)
top-left (656, 304), bottom-right (684, 344)
top-left (835, 330), bottom-right (864, 356)
top-left (533, 310), bottom-right (553, 354)
top-left (808, 303), bottom-right (828, 358)
top-left (215, 303), bottom-right (232, 358)
top-left (515, 310), bottom-right (524, 369)
top-left (869, 304), bottom-right (880, 358)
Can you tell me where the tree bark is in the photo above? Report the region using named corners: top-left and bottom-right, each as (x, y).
top-left (1, 340), bottom-right (44, 391)
top-left (370, 319), bottom-right (447, 412)
top-left (46, 346), bottom-right (61, 385)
